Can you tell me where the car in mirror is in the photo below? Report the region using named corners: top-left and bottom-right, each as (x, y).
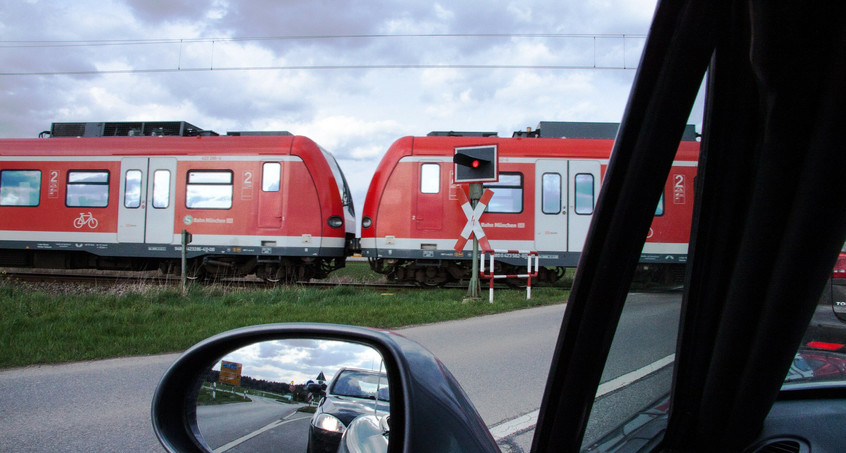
top-left (307, 366), bottom-right (390, 452)
top-left (190, 337), bottom-right (386, 452)
top-left (151, 323), bottom-right (499, 453)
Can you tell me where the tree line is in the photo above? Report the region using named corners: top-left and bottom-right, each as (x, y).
top-left (204, 369), bottom-right (309, 402)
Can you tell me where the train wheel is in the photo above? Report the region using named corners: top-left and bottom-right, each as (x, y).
top-left (256, 264), bottom-right (282, 284)
top-left (416, 267), bottom-right (448, 287)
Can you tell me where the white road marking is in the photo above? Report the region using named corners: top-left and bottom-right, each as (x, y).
top-left (488, 353), bottom-right (675, 441)
top-left (213, 414), bottom-right (311, 453)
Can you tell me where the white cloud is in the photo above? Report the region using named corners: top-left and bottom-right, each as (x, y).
top-left (433, 3), bottom-right (455, 22)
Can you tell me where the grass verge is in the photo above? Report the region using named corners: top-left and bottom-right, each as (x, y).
top-left (197, 386), bottom-right (252, 405)
top-left (0, 264), bottom-right (569, 369)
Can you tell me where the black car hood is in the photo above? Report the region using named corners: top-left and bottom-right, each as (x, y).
top-left (320, 395), bottom-right (389, 426)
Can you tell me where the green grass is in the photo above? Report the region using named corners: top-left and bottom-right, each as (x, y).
top-left (0, 263), bottom-right (569, 369)
top-left (328, 260), bottom-right (389, 283)
top-left (197, 386), bottom-right (252, 405)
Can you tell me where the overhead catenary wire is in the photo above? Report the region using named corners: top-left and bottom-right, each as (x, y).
top-left (0, 32), bottom-right (646, 48)
top-left (0, 64), bottom-right (639, 77)
top-left (0, 33), bottom-right (646, 76)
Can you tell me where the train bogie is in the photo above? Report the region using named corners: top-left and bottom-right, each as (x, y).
top-left (361, 122), bottom-right (699, 286)
top-left (0, 122), bottom-right (355, 282)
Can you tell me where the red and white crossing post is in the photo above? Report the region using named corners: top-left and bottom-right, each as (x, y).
top-left (452, 145), bottom-right (498, 300)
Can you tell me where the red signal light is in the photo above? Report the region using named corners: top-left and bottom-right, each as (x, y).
top-left (833, 253), bottom-right (846, 279)
top-left (472, 160), bottom-right (480, 168)
top-left (806, 341), bottom-right (845, 351)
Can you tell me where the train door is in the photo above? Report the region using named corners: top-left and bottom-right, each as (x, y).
top-left (257, 162), bottom-right (283, 228)
top-left (415, 162), bottom-right (443, 230)
top-left (145, 158), bottom-right (177, 244)
top-left (535, 160), bottom-right (568, 252)
top-left (118, 158), bottom-right (147, 243)
top-left (568, 160), bottom-right (601, 252)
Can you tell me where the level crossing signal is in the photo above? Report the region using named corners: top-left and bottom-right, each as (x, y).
top-left (453, 145), bottom-right (498, 183)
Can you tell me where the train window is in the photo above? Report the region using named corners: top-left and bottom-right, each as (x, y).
top-left (655, 192), bottom-right (665, 216)
top-left (484, 172), bottom-right (523, 214)
top-left (186, 170), bottom-right (233, 209)
top-left (421, 163), bottom-right (440, 194)
top-left (66, 170), bottom-right (109, 208)
top-left (152, 170), bottom-right (171, 209)
top-left (574, 173), bottom-right (595, 215)
top-left (542, 173), bottom-right (562, 214)
top-left (323, 149), bottom-right (355, 215)
top-left (262, 163), bottom-right (281, 192)
top-left (1, 170), bottom-right (41, 207)
top-left (124, 170), bottom-right (142, 208)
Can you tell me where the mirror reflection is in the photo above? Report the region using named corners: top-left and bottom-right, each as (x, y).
top-left (196, 339), bottom-right (389, 453)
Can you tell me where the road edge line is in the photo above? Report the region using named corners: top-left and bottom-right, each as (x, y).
top-left (488, 353), bottom-right (676, 441)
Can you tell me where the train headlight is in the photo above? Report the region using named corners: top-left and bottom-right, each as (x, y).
top-left (327, 216), bottom-right (344, 228)
top-left (362, 217), bottom-right (372, 229)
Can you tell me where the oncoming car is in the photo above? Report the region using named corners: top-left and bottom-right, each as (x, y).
top-left (308, 368), bottom-right (389, 453)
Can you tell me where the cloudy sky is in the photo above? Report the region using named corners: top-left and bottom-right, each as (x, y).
top-left (217, 338), bottom-right (384, 385)
top-left (1, 0), bottom-right (704, 212)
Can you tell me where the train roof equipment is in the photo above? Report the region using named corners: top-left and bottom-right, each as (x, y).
top-left (512, 121), bottom-right (699, 141)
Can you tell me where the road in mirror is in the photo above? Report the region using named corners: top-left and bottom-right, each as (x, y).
top-left (195, 338), bottom-right (389, 453)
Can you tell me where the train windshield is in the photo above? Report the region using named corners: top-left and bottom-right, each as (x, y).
top-left (321, 147), bottom-right (355, 217)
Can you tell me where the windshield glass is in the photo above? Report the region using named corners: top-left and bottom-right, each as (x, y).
top-left (321, 147), bottom-right (355, 216)
top-left (331, 369), bottom-right (390, 401)
top-left (578, 87), bottom-right (703, 449)
top-left (787, 244), bottom-right (846, 386)
top-left (580, 251), bottom-right (684, 448)
top-left (581, 198), bottom-right (846, 450)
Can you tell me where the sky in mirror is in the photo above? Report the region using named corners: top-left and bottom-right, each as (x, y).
top-left (216, 339), bottom-right (384, 385)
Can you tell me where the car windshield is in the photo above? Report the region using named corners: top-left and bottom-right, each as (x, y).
top-left (331, 370), bottom-right (390, 401)
top-left (786, 244), bottom-right (846, 386)
top-left (581, 250), bottom-right (846, 450)
top-left (581, 207), bottom-right (846, 451)
top-left (575, 98), bottom-right (846, 448)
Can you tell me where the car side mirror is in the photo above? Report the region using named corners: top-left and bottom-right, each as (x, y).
top-left (306, 382), bottom-right (327, 393)
top-left (151, 323), bottom-right (500, 452)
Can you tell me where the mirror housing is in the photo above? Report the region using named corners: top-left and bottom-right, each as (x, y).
top-left (307, 382), bottom-right (327, 392)
top-left (307, 381), bottom-right (327, 397)
top-left (151, 323), bottom-right (499, 452)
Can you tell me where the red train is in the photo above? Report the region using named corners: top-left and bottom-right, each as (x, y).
top-left (360, 122), bottom-right (699, 285)
top-left (0, 121), bottom-right (355, 281)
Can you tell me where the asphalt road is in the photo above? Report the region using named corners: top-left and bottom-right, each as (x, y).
top-left (397, 302), bottom-right (567, 428)
top-left (0, 292), bottom-right (681, 452)
top-left (398, 292), bottom-right (681, 451)
top-left (0, 353), bottom-right (179, 452)
top-left (197, 396), bottom-right (310, 452)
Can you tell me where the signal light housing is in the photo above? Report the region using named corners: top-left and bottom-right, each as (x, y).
top-left (453, 145), bottom-right (498, 183)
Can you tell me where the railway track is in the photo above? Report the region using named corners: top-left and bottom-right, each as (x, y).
top-left (0, 269), bottom-right (450, 291)
top-left (0, 269), bottom-right (684, 293)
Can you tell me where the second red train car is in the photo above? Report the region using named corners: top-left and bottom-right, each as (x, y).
top-left (360, 121), bottom-right (699, 286)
